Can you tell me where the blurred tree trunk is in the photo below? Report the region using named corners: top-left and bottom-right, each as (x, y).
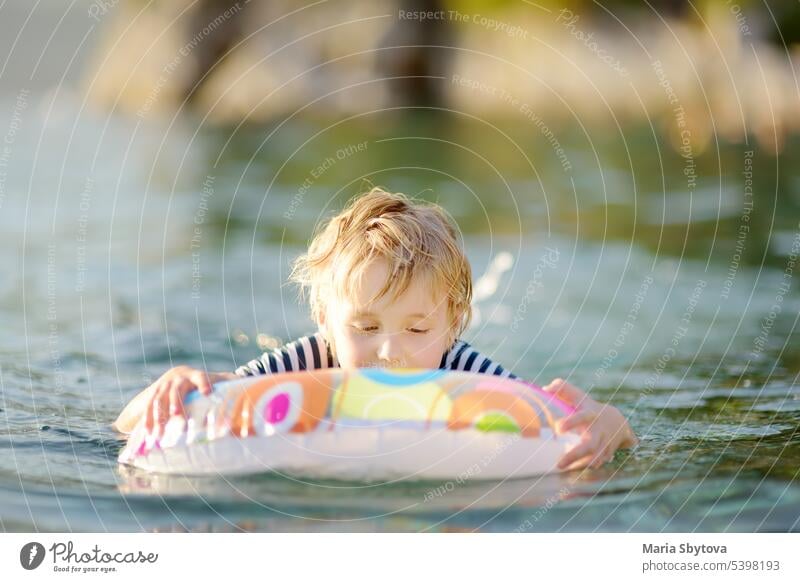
top-left (180, 0), bottom-right (250, 103)
top-left (375, 0), bottom-right (453, 108)
top-left (657, 0), bottom-right (688, 18)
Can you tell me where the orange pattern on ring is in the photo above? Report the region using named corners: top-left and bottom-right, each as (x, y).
top-left (229, 371), bottom-right (334, 436)
top-left (447, 390), bottom-right (541, 437)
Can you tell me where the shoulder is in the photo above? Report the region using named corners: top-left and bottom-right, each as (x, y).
top-left (441, 338), bottom-right (516, 379)
top-left (273, 333), bottom-right (334, 370)
top-left (440, 339), bottom-right (475, 369)
top-left (235, 332), bottom-right (336, 376)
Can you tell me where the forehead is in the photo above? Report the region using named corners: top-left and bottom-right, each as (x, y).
top-left (335, 258), bottom-right (445, 315)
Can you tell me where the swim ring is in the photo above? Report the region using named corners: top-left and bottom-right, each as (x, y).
top-left (118, 368), bottom-right (581, 480)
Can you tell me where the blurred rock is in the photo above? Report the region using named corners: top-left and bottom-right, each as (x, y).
top-left (83, 0), bottom-right (800, 151)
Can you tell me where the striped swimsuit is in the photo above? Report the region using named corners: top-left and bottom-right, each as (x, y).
top-left (234, 332), bottom-right (517, 379)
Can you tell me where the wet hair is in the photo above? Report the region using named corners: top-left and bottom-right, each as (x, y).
top-left (290, 187), bottom-right (472, 344)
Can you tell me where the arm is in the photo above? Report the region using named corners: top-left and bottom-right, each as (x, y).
top-left (112, 382), bottom-right (156, 435)
top-left (115, 334), bottom-right (331, 434)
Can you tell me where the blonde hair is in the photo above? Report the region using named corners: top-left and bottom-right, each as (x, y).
top-left (290, 187), bottom-right (472, 345)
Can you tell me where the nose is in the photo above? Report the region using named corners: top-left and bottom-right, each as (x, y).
top-left (377, 333), bottom-right (403, 365)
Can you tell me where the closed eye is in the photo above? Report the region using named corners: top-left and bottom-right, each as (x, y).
top-left (408, 328), bottom-right (430, 334)
top-left (351, 325), bottom-right (378, 333)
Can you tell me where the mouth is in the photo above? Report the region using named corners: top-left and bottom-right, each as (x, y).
top-left (361, 360), bottom-right (407, 369)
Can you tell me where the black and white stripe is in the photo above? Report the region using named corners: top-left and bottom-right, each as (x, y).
top-left (439, 340), bottom-right (516, 379)
top-left (235, 334), bottom-right (515, 379)
top-left (235, 332), bottom-right (335, 376)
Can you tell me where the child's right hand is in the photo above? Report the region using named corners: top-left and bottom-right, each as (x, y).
top-left (113, 367), bottom-right (239, 435)
top-left (142, 366), bottom-right (216, 435)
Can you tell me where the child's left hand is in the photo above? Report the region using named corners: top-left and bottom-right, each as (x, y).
top-left (543, 378), bottom-right (638, 471)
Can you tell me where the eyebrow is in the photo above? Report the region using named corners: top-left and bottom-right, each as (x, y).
top-left (351, 311), bottom-right (431, 319)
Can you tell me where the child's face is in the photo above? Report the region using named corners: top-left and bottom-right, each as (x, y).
top-left (322, 259), bottom-right (455, 369)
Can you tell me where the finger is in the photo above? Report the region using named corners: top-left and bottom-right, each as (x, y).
top-left (617, 424), bottom-right (639, 448)
top-left (556, 410), bottom-right (598, 434)
top-left (590, 453), bottom-right (611, 469)
top-left (146, 395), bottom-right (160, 435)
top-left (146, 383), bottom-right (167, 433)
top-left (155, 382), bottom-right (176, 432)
top-left (562, 454), bottom-right (595, 471)
top-left (144, 394), bottom-right (154, 433)
top-left (142, 380), bottom-right (164, 433)
top-left (169, 380), bottom-right (188, 418)
top-left (564, 442), bottom-right (610, 471)
top-left (596, 452), bottom-right (613, 469)
top-left (558, 436), bottom-right (597, 469)
top-left (190, 370), bottom-right (213, 396)
top-left (151, 394), bottom-right (164, 435)
top-left (589, 446), bottom-right (611, 469)
top-left (543, 378), bottom-right (589, 407)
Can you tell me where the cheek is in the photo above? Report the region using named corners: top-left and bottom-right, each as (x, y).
top-left (331, 328), bottom-right (370, 366)
top-left (408, 351), bottom-right (442, 369)
top-left (407, 334), bottom-right (449, 368)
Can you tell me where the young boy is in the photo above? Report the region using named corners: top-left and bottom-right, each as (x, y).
top-left (113, 188), bottom-right (637, 470)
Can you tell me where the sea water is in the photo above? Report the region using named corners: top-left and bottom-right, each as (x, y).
top-left (0, 102), bottom-right (798, 532)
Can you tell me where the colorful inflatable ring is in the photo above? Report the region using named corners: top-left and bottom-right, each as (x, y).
top-left (118, 369), bottom-right (580, 480)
